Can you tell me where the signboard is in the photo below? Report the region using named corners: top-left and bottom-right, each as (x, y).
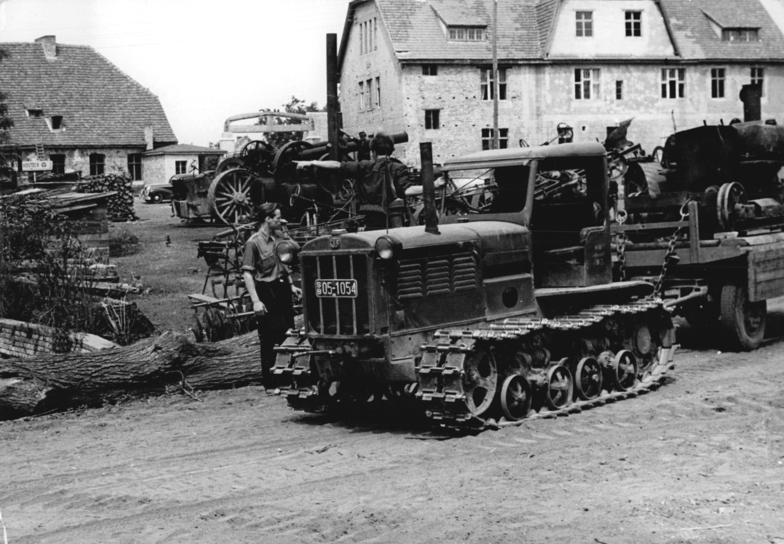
top-left (22, 160), bottom-right (53, 172)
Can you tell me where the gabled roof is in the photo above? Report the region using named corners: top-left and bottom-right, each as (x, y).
top-left (659, 0), bottom-right (784, 60)
top-left (0, 39), bottom-right (177, 149)
top-left (338, 0), bottom-right (784, 66)
top-left (144, 144), bottom-right (225, 156)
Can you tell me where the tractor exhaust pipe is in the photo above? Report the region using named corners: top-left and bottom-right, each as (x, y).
top-left (326, 33), bottom-right (340, 160)
top-left (419, 142), bottom-right (440, 235)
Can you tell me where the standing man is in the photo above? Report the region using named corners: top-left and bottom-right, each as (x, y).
top-left (242, 202), bottom-right (300, 389)
top-left (356, 131), bottom-right (371, 160)
top-left (295, 132), bottom-right (410, 230)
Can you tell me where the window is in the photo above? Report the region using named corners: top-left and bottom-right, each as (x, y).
top-left (480, 67), bottom-right (507, 100)
top-left (710, 68), bottom-right (726, 98)
top-left (50, 115), bottom-right (63, 130)
top-left (625, 11), bottom-right (642, 37)
top-left (175, 160), bottom-right (187, 175)
top-left (374, 17), bottom-right (378, 51)
top-left (576, 11), bottom-right (593, 37)
top-left (89, 153), bottom-right (105, 176)
top-left (481, 128), bottom-right (509, 150)
top-left (375, 76), bottom-right (381, 107)
top-left (366, 78), bottom-right (374, 109)
top-left (751, 66), bottom-right (765, 96)
top-left (574, 68), bottom-right (600, 100)
top-left (448, 26), bottom-right (486, 41)
top-left (127, 153), bottom-right (142, 181)
top-left (359, 80), bottom-right (366, 110)
top-left (26, 109), bottom-right (43, 118)
top-left (615, 80), bottom-right (624, 100)
top-left (422, 64), bottom-right (438, 76)
top-left (425, 109), bottom-right (440, 130)
top-left (661, 68), bottom-right (685, 98)
top-left (722, 28), bottom-right (759, 42)
top-left (50, 154), bottom-right (65, 175)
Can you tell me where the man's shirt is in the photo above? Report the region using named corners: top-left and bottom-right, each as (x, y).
top-left (241, 229), bottom-right (298, 283)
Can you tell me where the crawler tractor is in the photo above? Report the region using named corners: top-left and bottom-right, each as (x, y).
top-left (272, 142), bottom-right (676, 427)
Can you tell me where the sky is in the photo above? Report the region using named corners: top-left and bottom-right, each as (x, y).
top-left (0, 0), bottom-right (351, 146)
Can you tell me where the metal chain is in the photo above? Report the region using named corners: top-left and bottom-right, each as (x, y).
top-left (615, 209), bottom-right (628, 281)
top-left (653, 202), bottom-right (690, 297)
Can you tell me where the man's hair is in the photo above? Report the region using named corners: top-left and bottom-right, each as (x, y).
top-left (359, 131), bottom-right (367, 137)
top-left (255, 202), bottom-right (279, 222)
top-left (370, 132), bottom-right (394, 156)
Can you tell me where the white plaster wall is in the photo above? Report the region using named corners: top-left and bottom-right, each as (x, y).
top-left (549, 0), bottom-right (676, 58)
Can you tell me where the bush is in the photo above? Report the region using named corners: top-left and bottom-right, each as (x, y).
top-left (109, 228), bottom-right (140, 257)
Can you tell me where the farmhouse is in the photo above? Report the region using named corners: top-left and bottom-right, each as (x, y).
top-left (0, 35), bottom-right (177, 183)
top-left (338, 0), bottom-right (784, 165)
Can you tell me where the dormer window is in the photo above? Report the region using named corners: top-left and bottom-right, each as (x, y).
top-left (26, 109), bottom-right (44, 118)
top-left (448, 26), bottom-right (486, 41)
top-left (722, 28), bottom-right (759, 42)
top-left (45, 115), bottom-right (64, 131)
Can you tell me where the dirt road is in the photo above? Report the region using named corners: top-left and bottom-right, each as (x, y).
top-left (2, 337), bottom-right (783, 543)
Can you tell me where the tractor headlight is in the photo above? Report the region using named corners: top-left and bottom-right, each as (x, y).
top-left (276, 240), bottom-right (299, 265)
top-left (374, 235), bottom-right (398, 260)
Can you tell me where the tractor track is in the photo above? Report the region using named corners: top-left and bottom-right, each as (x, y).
top-left (2, 339), bottom-right (784, 543)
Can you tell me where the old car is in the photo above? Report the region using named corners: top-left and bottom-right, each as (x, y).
top-left (141, 182), bottom-right (173, 203)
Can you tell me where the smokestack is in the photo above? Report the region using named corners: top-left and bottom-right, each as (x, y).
top-left (740, 83), bottom-right (762, 122)
top-left (35, 35), bottom-right (57, 61)
top-left (419, 142), bottom-right (440, 235)
top-left (144, 127), bottom-right (154, 150)
top-left (326, 33), bottom-right (340, 160)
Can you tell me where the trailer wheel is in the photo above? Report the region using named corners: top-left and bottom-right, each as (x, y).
top-left (719, 283), bottom-right (766, 351)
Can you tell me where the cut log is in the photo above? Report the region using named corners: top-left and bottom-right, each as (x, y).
top-left (0, 330), bottom-right (263, 419)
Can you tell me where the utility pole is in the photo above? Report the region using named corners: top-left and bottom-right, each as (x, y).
top-left (492, 0), bottom-right (499, 149)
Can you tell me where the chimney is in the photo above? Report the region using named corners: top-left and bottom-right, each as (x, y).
top-left (144, 126), bottom-right (154, 150)
top-left (35, 35), bottom-right (57, 61)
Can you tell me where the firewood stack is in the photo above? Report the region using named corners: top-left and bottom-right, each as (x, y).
top-left (78, 174), bottom-right (138, 221)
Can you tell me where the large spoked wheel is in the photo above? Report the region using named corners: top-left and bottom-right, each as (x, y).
top-left (719, 283), bottom-right (766, 351)
top-left (544, 361), bottom-right (573, 410)
top-left (716, 181), bottom-right (746, 232)
top-left (574, 357), bottom-right (603, 400)
top-left (609, 350), bottom-right (637, 391)
top-left (208, 168), bottom-right (258, 225)
top-left (462, 349), bottom-right (498, 417)
top-left (500, 374), bottom-right (532, 421)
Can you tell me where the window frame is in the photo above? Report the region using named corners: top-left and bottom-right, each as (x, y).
top-left (625, 10), bottom-right (642, 37)
top-left (127, 153), bottom-right (143, 181)
top-left (615, 80), bottom-right (623, 100)
top-left (425, 109), bottom-right (440, 130)
top-left (722, 28), bottom-right (759, 42)
top-left (89, 153), bottom-right (105, 176)
top-left (481, 128), bottom-right (509, 150)
top-left (480, 67), bottom-right (507, 101)
top-left (375, 76), bottom-right (381, 107)
top-left (574, 68), bottom-right (601, 100)
top-left (575, 11), bottom-right (593, 37)
top-left (175, 160), bottom-right (188, 175)
top-left (359, 80), bottom-right (366, 111)
top-left (660, 68), bottom-right (685, 99)
top-left (710, 67), bottom-right (726, 99)
top-left (422, 64), bottom-right (438, 76)
top-left (448, 26), bottom-right (486, 41)
top-left (751, 66), bottom-right (765, 97)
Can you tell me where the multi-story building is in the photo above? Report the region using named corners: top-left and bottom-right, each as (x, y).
top-left (338, 0), bottom-right (784, 165)
top-left (0, 35), bottom-right (177, 183)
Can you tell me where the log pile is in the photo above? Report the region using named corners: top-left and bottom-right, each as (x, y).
top-left (0, 330), bottom-right (263, 419)
top-left (77, 174), bottom-right (137, 221)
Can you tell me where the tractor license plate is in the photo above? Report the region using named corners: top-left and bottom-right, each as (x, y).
top-left (315, 279), bottom-right (358, 298)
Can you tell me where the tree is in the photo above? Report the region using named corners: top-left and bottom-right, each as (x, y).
top-left (265, 96), bottom-right (323, 147)
top-left (0, 48), bottom-right (13, 145)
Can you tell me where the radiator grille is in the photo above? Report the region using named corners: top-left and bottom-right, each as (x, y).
top-left (304, 253), bottom-right (370, 335)
top-left (397, 251), bottom-right (478, 300)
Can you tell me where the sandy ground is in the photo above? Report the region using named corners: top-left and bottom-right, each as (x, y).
top-left (2, 342), bottom-right (783, 543)
top-left (2, 201), bottom-right (783, 543)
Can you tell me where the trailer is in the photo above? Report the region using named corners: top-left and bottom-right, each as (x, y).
top-left (615, 200), bottom-right (784, 350)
